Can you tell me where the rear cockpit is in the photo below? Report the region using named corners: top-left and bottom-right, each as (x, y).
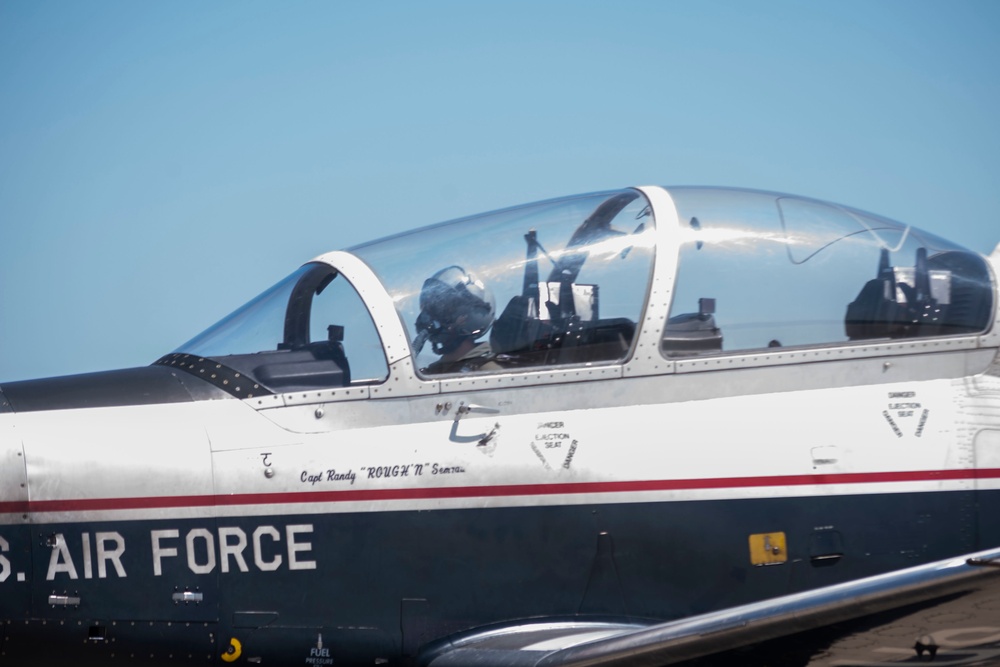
top-left (157, 186), bottom-right (995, 398)
top-left (663, 187), bottom-right (994, 356)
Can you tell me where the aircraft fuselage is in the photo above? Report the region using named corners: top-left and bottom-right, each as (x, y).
top-left (2, 185), bottom-right (999, 665)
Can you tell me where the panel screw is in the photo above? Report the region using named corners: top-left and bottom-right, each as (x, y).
top-left (264, 468), bottom-right (275, 479)
top-left (315, 407), bottom-right (324, 419)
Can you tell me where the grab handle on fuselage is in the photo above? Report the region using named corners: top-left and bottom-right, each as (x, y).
top-left (455, 402), bottom-right (500, 420)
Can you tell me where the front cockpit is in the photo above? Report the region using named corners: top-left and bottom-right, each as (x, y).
top-left (159, 189), bottom-right (657, 395)
top-left (157, 186), bottom-right (996, 399)
top-left (353, 189), bottom-right (656, 374)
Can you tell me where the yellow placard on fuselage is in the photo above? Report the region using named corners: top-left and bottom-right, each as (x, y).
top-left (749, 532), bottom-right (788, 566)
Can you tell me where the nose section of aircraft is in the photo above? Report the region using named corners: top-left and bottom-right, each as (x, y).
top-left (0, 391), bottom-right (32, 631)
top-left (0, 388), bottom-right (28, 515)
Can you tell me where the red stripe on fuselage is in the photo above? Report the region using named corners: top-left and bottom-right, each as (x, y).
top-left (6, 468), bottom-right (1000, 515)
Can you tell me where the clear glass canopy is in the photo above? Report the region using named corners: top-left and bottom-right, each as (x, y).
top-left (162, 187), bottom-right (993, 396)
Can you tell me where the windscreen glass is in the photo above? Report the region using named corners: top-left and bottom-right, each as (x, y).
top-left (165, 264), bottom-right (388, 393)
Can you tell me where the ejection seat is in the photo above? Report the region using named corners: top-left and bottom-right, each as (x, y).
top-left (845, 247), bottom-right (992, 340)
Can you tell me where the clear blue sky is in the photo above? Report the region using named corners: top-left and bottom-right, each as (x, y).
top-left (2, 0), bottom-right (998, 382)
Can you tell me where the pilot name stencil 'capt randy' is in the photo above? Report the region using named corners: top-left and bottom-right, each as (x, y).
top-left (413, 265), bottom-right (499, 374)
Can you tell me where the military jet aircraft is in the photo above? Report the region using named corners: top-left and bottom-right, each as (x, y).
top-left (2, 185), bottom-right (999, 666)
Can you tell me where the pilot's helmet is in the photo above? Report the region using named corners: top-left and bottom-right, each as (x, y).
top-left (414, 265), bottom-right (495, 355)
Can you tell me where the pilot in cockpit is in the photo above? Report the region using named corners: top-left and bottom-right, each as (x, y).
top-left (413, 266), bottom-right (498, 374)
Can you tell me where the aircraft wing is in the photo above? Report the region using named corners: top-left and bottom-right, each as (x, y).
top-left (422, 547), bottom-right (1000, 667)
